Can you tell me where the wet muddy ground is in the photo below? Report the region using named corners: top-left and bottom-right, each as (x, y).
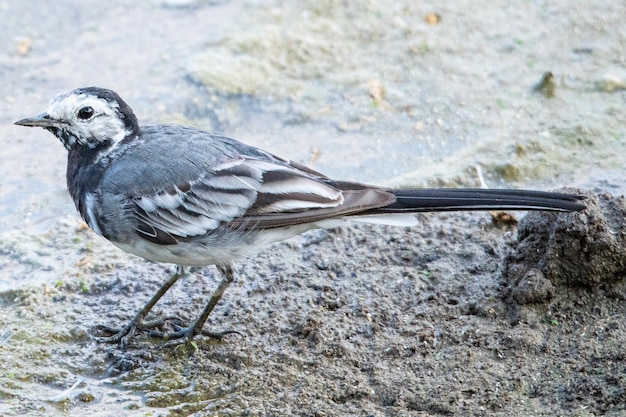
top-left (1, 1), bottom-right (625, 416)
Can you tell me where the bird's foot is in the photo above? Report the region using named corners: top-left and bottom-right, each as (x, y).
top-left (148, 325), bottom-right (241, 347)
top-left (93, 316), bottom-right (186, 347)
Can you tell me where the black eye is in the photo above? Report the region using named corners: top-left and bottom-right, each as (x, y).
top-left (77, 106), bottom-right (94, 120)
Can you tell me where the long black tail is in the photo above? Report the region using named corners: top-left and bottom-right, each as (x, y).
top-left (377, 188), bottom-right (585, 213)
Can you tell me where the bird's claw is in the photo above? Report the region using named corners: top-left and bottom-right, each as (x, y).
top-left (93, 316), bottom-right (188, 346)
top-left (149, 327), bottom-right (242, 347)
top-left (93, 316), bottom-right (241, 348)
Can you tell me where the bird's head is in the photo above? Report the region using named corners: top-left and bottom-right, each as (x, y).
top-left (15, 87), bottom-right (140, 151)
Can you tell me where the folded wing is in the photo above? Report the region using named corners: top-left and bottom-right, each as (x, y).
top-left (132, 157), bottom-right (394, 245)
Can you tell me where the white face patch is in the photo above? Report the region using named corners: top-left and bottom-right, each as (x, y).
top-left (46, 92), bottom-right (132, 149)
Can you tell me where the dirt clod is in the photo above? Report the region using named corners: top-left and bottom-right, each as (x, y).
top-left (506, 189), bottom-right (626, 291)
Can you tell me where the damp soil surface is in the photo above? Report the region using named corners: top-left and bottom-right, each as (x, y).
top-left (2, 197), bottom-right (626, 417)
top-left (1, 1), bottom-right (626, 416)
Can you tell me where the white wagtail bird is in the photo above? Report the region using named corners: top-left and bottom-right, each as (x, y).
top-left (15, 87), bottom-right (585, 346)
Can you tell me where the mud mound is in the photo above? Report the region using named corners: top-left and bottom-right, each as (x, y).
top-left (505, 189), bottom-right (626, 322)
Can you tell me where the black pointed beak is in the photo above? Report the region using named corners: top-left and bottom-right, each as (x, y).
top-left (15, 113), bottom-right (65, 128)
